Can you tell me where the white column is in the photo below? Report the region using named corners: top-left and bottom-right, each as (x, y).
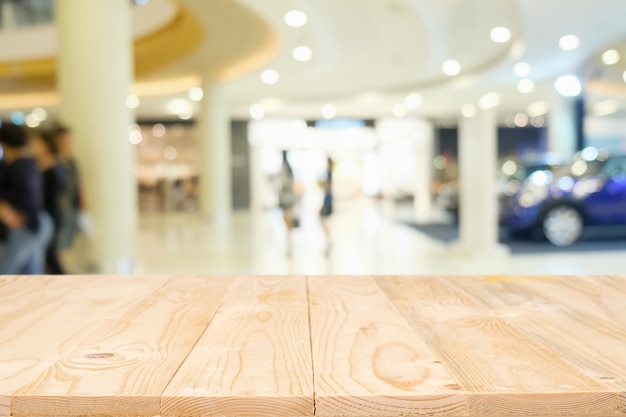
top-left (449, 109), bottom-right (508, 257)
top-left (55, 0), bottom-right (136, 273)
top-left (412, 118), bottom-right (434, 223)
top-left (198, 77), bottom-right (232, 225)
top-left (249, 145), bottom-right (265, 210)
top-left (548, 94), bottom-right (577, 160)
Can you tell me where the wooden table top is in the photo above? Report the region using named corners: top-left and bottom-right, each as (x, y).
top-left (0, 275), bottom-right (625, 417)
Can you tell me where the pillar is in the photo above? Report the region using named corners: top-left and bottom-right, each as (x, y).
top-left (412, 118), bottom-right (435, 223)
top-left (55, 0), bottom-right (136, 273)
top-left (548, 94), bottom-right (579, 160)
top-left (198, 77), bottom-right (232, 225)
top-left (449, 109), bottom-right (508, 257)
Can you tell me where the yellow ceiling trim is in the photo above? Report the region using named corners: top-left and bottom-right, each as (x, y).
top-left (134, 4), bottom-right (204, 77)
top-left (0, 3), bottom-right (204, 84)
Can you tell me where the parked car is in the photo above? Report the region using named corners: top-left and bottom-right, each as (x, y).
top-left (434, 154), bottom-right (563, 224)
top-left (501, 150), bottom-right (626, 246)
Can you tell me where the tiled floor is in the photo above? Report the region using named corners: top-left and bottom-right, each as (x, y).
top-left (134, 198), bottom-right (626, 276)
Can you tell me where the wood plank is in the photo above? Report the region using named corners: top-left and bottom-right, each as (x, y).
top-left (445, 275), bottom-right (626, 412)
top-left (162, 276), bottom-right (313, 417)
top-left (309, 276), bottom-right (465, 417)
top-left (0, 276), bottom-right (155, 399)
top-left (377, 276), bottom-right (617, 417)
top-left (8, 276), bottom-right (233, 417)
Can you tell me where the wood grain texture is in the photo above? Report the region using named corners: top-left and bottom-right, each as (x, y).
top-left (309, 276), bottom-right (465, 417)
top-left (377, 276), bottom-right (617, 417)
top-left (2, 275), bottom-right (626, 417)
top-left (445, 276), bottom-right (626, 415)
top-left (0, 276), bottom-right (152, 397)
top-left (8, 276), bottom-right (233, 417)
top-left (162, 276), bottom-right (313, 417)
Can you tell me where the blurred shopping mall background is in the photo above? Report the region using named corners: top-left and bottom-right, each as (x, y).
top-left (3, 0), bottom-right (626, 274)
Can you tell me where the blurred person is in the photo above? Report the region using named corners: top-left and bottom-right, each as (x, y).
top-left (319, 157), bottom-right (334, 256)
top-left (30, 130), bottom-right (66, 274)
top-left (0, 123), bottom-right (52, 274)
top-left (277, 150), bottom-right (297, 255)
top-left (53, 125), bottom-right (85, 251)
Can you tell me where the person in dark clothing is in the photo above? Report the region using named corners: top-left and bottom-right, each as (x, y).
top-left (31, 130), bottom-right (66, 274)
top-left (320, 157), bottom-right (334, 256)
top-left (0, 123), bottom-right (52, 274)
top-left (53, 125), bottom-right (84, 250)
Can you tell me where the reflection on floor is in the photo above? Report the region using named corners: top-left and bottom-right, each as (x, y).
top-left (135, 198), bottom-right (626, 275)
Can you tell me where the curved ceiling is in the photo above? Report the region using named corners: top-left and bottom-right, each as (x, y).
top-left (3, 0), bottom-right (626, 121)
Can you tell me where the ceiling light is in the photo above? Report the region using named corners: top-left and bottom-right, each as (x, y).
top-left (25, 114), bottom-right (40, 128)
top-left (285, 10), bottom-right (307, 27)
top-left (261, 69), bottom-right (280, 85)
top-left (442, 60), bottom-right (461, 76)
top-left (517, 79), bottom-right (535, 94)
top-left (152, 123), bottom-right (166, 137)
top-left (188, 87), bottom-right (204, 101)
top-left (530, 116), bottom-right (545, 127)
top-left (321, 103), bottom-right (337, 119)
top-left (602, 49), bottom-right (620, 65)
top-left (128, 130), bottom-right (142, 145)
top-left (392, 104), bottom-right (407, 118)
top-left (490, 26), bottom-right (511, 43)
top-left (461, 104), bottom-right (477, 118)
top-left (514, 62), bottom-right (530, 77)
top-left (593, 99), bottom-right (619, 116)
top-left (293, 46), bottom-right (313, 62)
top-left (554, 75), bottom-right (582, 97)
top-left (623, 71), bottom-right (626, 83)
top-left (514, 113), bottom-right (529, 127)
top-left (166, 98), bottom-right (192, 115)
top-left (403, 93), bottom-right (422, 110)
top-left (126, 94), bottom-right (140, 109)
top-left (526, 100), bottom-right (549, 117)
top-left (559, 35), bottom-right (580, 51)
top-left (478, 92), bottom-right (501, 109)
top-left (32, 107), bottom-right (47, 121)
top-left (164, 146), bottom-right (177, 160)
top-left (178, 113), bottom-right (193, 120)
top-left (249, 104), bottom-right (265, 120)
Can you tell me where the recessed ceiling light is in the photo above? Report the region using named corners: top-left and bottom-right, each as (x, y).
top-left (490, 26), bottom-right (511, 43)
top-left (167, 98), bottom-right (192, 115)
top-left (392, 104), bottom-right (407, 118)
top-left (249, 104), bottom-right (265, 120)
top-left (188, 87), bottom-right (204, 101)
top-left (622, 71), bottom-right (626, 83)
top-left (593, 99), bottom-right (619, 116)
top-left (321, 103), bottom-right (337, 119)
top-left (285, 10), bottom-right (307, 27)
top-left (461, 104), bottom-right (477, 118)
top-left (514, 113), bottom-right (529, 127)
top-left (514, 62), bottom-right (530, 77)
top-left (442, 60), bottom-right (461, 76)
top-left (517, 79), bottom-right (535, 94)
top-left (602, 49), bottom-right (620, 65)
top-left (559, 35), bottom-right (580, 51)
top-left (292, 46), bottom-right (313, 62)
top-left (403, 93), bottom-right (422, 110)
top-left (526, 100), bottom-right (549, 117)
top-left (25, 113), bottom-right (40, 128)
top-left (32, 107), bottom-right (47, 121)
top-left (554, 75), bottom-right (582, 97)
top-left (126, 94), bottom-right (139, 109)
top-left (261, 69), bottom-right (280, 85)
top-left (478, 92), bottom-right (501, 110)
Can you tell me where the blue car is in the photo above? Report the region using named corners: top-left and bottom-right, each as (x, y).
top-left (500, 152), bottom-right (626, 246)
